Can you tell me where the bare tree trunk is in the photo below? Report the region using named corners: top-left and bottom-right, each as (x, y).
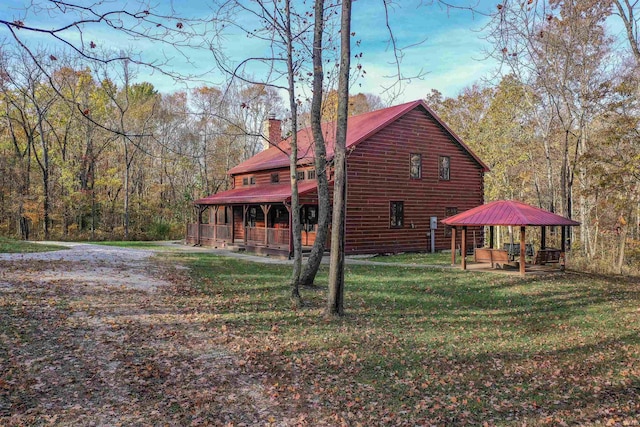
top-left (327, 0), bottom-right (351, 317)
top-left (300, 0), bottom-right (330, 287)
top-left (123, 137), bottom-right (130, 240)
top-left (285, 0), bottom-right (303, 307)
top-left (616, 209), bottom-right (631, 275)
top-left (35, 107), bottom-right (51, 240)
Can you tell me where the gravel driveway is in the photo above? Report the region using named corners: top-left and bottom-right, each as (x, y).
top-left (0, 242), bottom-right (176, 291)
top-left (0, 242), bottom-right (311, 426)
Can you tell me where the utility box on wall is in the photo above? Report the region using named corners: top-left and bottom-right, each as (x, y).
top-left (430, 216), bottom-right (438, 230)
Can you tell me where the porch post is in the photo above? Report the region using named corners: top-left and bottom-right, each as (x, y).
top-left (261, 205), bottom-right (271, 247)
top-left (541, 226), bottom-right (546, 250)
top-left (243, 205), bottom-right (248, 245)
top-left (451, 226), bottom-right (457, 265)
top-left (461, 226), bottom-right (467, 270)
top-left (231, 206), bottom-right (236, 244)
top-left (519, 226), bottom-right (526, 276)
top-left (285, 203), bottom-right (293, 257)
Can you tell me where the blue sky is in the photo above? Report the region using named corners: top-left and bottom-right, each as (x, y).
top-left (1, 0), bottom-right (502, 102)
top-left (1, 1), bottom-right (629, 103)
top-left (349, 1), bottom-right (497, 101)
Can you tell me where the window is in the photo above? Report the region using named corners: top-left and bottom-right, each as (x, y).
top-left (242, 177), bottom-right (249, 186)
top-left (247, 207), bottom-right (257, 227)
top-left (297, 171), bottom-right (305, 180)
top-left (271, 173), bottom-right (279, 184)
top-left (439, 156), bottom-right (450, 181)
top-left (301, 206), bottom-right (318, 232)
top-left (410, 153), bottom-right (422, 179)
top-left (390, 201), bottom-right (404, 228)
top-left (249, 176), bottom-right (256, 185)
top-left (444, 207), bottom-right (458, 237)
top-left (307, 170), bottom-right (316, 180)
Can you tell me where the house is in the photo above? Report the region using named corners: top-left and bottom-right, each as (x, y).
top-left (186, 99), bottom-right (489, 257)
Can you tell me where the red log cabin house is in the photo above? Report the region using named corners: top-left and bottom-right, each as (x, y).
top-left (186, 99), bottom-right (489, 257)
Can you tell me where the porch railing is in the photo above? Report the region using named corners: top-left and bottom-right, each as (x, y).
top-left (186, 223), bottom-right (233, 244)
top-left (246, 226), bottom-right (289, 247)
top-left (187, 223), bottom-right (294, 248)
top-left (267, 227), bottom-right (289, 247)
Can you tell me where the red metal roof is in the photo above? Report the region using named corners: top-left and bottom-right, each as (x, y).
top-left (228, 100), bottom-right (489, 175)
top-left (441, 200), bottom-right (581, 227)
top-left (194, 180), bottom-right (318, 205)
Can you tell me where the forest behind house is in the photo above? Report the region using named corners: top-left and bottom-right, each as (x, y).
top-left (1, 0), bottom-right (639, 275)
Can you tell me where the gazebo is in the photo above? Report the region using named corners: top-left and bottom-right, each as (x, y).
top-left (441, 200), bottom-right (580, 276)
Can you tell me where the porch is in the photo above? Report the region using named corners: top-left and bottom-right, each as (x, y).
top-left (187, 181), bottom-right (323, 256)
top-left (185, 203), bottom-right (321, 256)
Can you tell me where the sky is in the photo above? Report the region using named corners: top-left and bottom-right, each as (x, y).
top-left (0, 0), bottom-right (629, 104)
top-left (1, 0), bottom-right (504, 103)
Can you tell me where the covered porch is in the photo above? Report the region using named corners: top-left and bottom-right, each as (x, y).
top-left (186, 181), bottom-right (321, 257)
top-left (442, 200), bottom-right (580, 277)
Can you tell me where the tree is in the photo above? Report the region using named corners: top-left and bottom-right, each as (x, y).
top-left (299, 0), bottom-right (331, 289)
top-left (326, 0), bottom-right (352, 317)
top-left (487, 0), bottom-right (613, 257)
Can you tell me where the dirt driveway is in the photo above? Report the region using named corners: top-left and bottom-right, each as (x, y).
top-left (0, 243), bottom-right (315, 426)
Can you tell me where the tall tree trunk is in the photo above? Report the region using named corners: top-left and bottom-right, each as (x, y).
top-left (300, 0), bottom-right (330, 287)
top-left (285, 0), bottom-right (303, 307)
top-left (616, 209), bottom-right (631, 275)
top-left (327, 0), bottom-right (351, 317)
top-left (36, 114), bottom-right (51, 240)
top-left (123, 137), bottom-right (130, 240)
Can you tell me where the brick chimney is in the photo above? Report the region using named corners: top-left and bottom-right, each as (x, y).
top-left (262, 113), bottom-right (282, 151)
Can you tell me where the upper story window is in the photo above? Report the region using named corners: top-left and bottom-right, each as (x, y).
top-left (297, 171), bottom-right (305, 180)
top-left (242, 177), bottom-right (249, 186)
top-left (410, 153), bottom-right (422, 179)
top-left (250, 176), bottom-right (256, 185)
top-left (439, 156), bottom-right (450, 181)
top-left (390, 201), bottom-right (404, 228)
top-left (307, 170), bottom-right (316, 180)
top-left (271, 173), bottom-right (279, 184)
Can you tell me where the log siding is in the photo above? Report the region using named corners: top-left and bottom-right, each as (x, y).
top-left (344, 107), bottom-right (484, 254)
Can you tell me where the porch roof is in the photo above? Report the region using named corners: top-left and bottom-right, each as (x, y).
top-left (441, 200), bottom-right (581, 227)
top-left (194, 180), bottom-right (318, 205)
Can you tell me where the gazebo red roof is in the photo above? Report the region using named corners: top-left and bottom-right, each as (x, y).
top-left (441, 200), bottom-right (580, 227)
top-left (227, 100), bottom-right (489, 175)
top-left (194, 180), bottom-right (318, 205)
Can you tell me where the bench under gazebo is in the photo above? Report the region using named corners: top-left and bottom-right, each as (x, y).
top-left (442, 200), bottom-right (580, 276)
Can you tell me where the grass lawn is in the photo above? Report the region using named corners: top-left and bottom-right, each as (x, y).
top-left (370, 251), bottom-right (452, 265)
top-left (0, 237), bottom-right (67, 253)
top-left (178, 253), bottom-right (640, 425)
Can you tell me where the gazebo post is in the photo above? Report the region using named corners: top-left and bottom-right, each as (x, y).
top-left (489, 226), bottom-right (495, 249)
top-left (519, 226), bottom-right (526, 276)
top-left (461, 226), bottom-right (467, 270)
top-left (451, 227), bottom-right (457, 266)
top-left (195, 205), bottom-right (203, 246)
top-left (213, 206), bottom-right (218, 242)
